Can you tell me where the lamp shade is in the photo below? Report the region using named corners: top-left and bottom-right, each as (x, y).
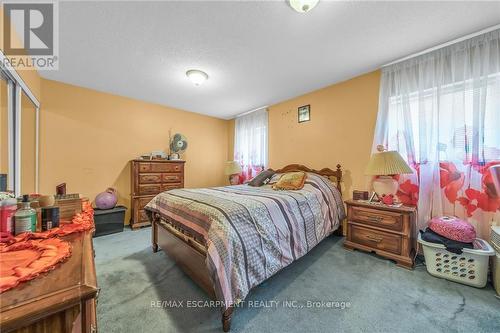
top-left (224, 161), bottom-right (242, 175)
top-left (365, 151), bottom-right (413, 176)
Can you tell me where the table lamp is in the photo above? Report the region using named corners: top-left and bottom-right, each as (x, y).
top-left (365, 145), bottom-right (413, 198)
top-left (225, 161), bottom-right (242, 185)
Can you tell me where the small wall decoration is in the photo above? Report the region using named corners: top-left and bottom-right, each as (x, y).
top-left (298, 105), bottom-right (310, 123)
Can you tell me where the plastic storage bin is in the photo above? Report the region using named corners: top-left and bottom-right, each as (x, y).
top-left (94, 205), bottom-right (126, 237)
top-left (418, 234), bottom-right (494, 288)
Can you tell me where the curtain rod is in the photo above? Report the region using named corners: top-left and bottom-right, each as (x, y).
top-left (382, 23), bottom-right (500, 67)
top-left (234, 105), bottom-right (269, 119)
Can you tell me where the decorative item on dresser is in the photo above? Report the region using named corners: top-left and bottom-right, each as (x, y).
top-left (130, 159), bottom-right (185, 229)
top-left (352, 190), bottom-right (369, 201)
top-left (343, 199), bottom-right (417, 269)
top-left (365, 145), bottom-right (413, 198)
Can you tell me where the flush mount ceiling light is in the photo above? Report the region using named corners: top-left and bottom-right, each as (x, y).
top-left (288, 0), bottom-right (319, 13)
top-left (186, 69), bottom-right (209, 86)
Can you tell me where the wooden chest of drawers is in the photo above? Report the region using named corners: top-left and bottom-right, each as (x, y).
top-left (130, 159), bottom-right (185, 229)
top-left (343, 200), bottom-right (417, 269)
top-left (0, 231), bottom-right (97, 332)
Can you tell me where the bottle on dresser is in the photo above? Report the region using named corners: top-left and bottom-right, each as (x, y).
top-left (14, 195), bottom-right (37, 235)
top-left (0, 197), bottom-right (17, 236)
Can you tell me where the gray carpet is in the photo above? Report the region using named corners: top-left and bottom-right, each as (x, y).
top-left (93, 228), bottom-right (500, 333)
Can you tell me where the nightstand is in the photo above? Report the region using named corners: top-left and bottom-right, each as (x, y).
top-left (343, 199), bottom-right (417, 269)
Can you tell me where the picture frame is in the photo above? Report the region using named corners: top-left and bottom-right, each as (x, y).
top-left (298, 104), bottom-right (310, 123)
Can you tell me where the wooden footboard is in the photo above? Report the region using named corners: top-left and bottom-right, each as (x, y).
top-left (152, 215), bottom-right (213, 297)
top-left (152, 214), bottom-right (233, 331)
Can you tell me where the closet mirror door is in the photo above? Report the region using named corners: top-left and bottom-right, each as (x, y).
top-left (21, 91), bottom-right (37, 194)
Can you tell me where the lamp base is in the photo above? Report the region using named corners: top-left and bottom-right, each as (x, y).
top-left (229, 174), bottom-right (239, 185)
top-left (372, 176), bottom-right (398, 197)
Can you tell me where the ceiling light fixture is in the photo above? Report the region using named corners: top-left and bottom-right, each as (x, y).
top-left (186, 69), bottom-right (209, 86)
top-left (288, 0), bottom-right (319, 13)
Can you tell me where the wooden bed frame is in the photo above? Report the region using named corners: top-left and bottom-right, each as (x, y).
top-left (151, 164), bottom-right (343, 332)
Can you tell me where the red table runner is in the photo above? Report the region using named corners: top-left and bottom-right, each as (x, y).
top-left (0, 202), bottom-right (94, 293)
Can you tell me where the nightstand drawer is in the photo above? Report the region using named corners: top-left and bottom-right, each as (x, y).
top-left (351, 206), bottom-right (403, 231)
top-left (350, 225), bottom-right (402, 255)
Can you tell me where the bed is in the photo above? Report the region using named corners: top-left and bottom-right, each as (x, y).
top-left (145, 164), bottom-right (345, 331)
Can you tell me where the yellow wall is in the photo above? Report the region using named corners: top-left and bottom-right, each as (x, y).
top-left (267, 70), bottom-right (381, 197)
top-left (39, 79), bottom-right (229, 224)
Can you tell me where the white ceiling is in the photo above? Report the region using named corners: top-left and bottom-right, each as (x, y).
top-left (40, 1), bottom-right (500, 119)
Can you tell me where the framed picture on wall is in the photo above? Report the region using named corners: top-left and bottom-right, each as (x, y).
top-left (298, 105), bottom-right (310, 123)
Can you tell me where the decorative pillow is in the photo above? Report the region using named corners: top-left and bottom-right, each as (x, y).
top-left (268, 173), bottom-right (282, 184)
top-left (428, 216), bottom-right (476, 243)
top-left (272, 172), bottom-right (307, 190)
top-left (248, 169), bottom-right (276, 187)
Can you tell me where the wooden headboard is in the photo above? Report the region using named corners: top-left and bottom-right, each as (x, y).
top-left (273, 164), bottom-right (342, 193)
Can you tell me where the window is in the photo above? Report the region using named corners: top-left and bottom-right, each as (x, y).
top-left (386, 73), bottom-right (500, 164)
top-left (234, 108), bottom-right (268, 182)
top-left (373, 29), bottom-right (500, 236)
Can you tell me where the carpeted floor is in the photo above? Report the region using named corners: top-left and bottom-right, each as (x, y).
top-left (93, 228), bottom-right (500, 333)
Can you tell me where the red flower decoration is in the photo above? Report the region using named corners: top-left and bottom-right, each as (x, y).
top-left (482, 169), bottom-right (499, 199)
top-left (439, 162), bottom-right (464, 203)
top-left (396, 180), bottom-right (419, 206)
top-left (458, 188), bottom-right (500, 217)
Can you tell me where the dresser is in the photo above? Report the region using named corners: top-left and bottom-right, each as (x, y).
top-left (343, 200), bottom-right (417, 269)
top-left (130, 159), bottom-right (185, 229)
top-left (0, 231), bottom-right (98, 332)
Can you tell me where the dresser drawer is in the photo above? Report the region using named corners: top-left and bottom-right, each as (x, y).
top-left (138, 163), bottom-right (151, 172)
top-left (350, 225), bottom-right (402, 255)
top-left (138, 196), bottom-right (155, 210)
top-left (139, 173), bottom-right (162, 184)
top-left (161, 183), bottom-right (182, 192)
top-left (138, 184), bottom-right (161, 195)
top-left (162, 173), bottom-right (182, 183)
top-left (350, 206), bottom-right (403, 231)
top-left (151, 163), bottom-right (182, 173)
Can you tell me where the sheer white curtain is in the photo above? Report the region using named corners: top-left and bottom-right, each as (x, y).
top-left (373, 29), bottom-right (500, 238)
top-left (234, 108), bottom-right (268, 183)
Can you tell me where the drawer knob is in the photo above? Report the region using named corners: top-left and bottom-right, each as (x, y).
top-left (368, 217), bottom-right (382, 222)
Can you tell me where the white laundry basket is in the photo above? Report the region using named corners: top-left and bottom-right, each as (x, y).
top-left (418, 234), bottom-right (495, 288)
